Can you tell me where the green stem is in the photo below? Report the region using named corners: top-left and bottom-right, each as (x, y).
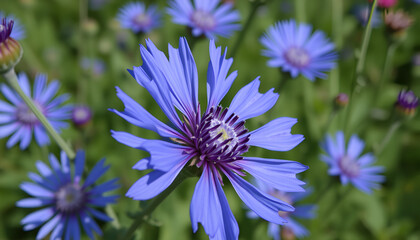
top-left (322, 107), bottom-right (338, 135)
top-left (295, 0), bottom-right (306, 22)
top-left (373, 43), bottom-right (397, 105)
top-left (230, 0), bottom-right (263, 58)
top-left (120, 168), bottom-right (198, 240)
top-left (375, 120), bottom-right (401, 154)
top-left (345, 0), bottom-right (378, 133)
top-left (330, 0), bottom-right (343, 97)
top-left (2, 69), bottom-right (75, 159)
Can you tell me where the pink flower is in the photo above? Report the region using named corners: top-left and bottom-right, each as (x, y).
top-left (369, 0), bottom-right (398, 8)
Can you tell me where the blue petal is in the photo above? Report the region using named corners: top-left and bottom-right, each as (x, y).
top-left (16, 198), bottom-right (53, 208)
top-left (74, 150), bottom-right (85, 182)
top-left (286, 218), bottom-right (309, 238)
top-left (268, 223), bottom-right (280, 240)
top-left (21, 207), bottom-right (54, 226)
top-left (64, 216), bottom-right (80, 240)
top-left (225, 171), bottom-right (293, 225)
top-left (236, 157), bottom-right (307, 192)
top-left (19, 126), bottom-right (32, 149)
top-left (126, 158), bottom-right (188, 200)
top-left (207, 39), bottom-right (237, 108)
top-left (0, 113), bottom-right (14, 124)
top-left (20, 182), bottom-right (54, 198)
top-left (190, 165), bottom-right (239, 240)
top-left (294, 204), bottom-right (317, 219)
top-left (83, 158), bottom-right (109, 188)
top-left (36, 214), bottom-right (61, 240)
top-left (164, 37), bottom-right (199, 118)
top-left (79, 211), bottom-right (101, 239)
top-left (60, 151), bottom-right (71, 183)
top-left (227, 78), bottom-right (278, 121)
top-left (17, 72), bottom-right (31, 97)
top-left (347, 135), bottom-right (365, 159)
top-left (0, 100), bottom-right (15, 113)
top-left (1, 84), bottom-right (21, 105)
top-left (88, 195), bottom-right (119, 206)
top-left (132, 43), bottom-right (183, 128)
top-left (50, 216), bottom-right (66, 240)
top-left (36, 160), bottom-right (52, 177)
top-left (6, 125), bottom-right (25, 148)
top-left (34, 125), bottom-right (50, 146)
top-left (248, 117), bottom-right (304, 151)
top-left (39, 80), bottom-right (60, 103)
top-left (0, 122), bottom-right (19, 138)
top-left (111, 87), bottom-right (180, 138)
top-left (33, 74), bottom-right (47, 99)
top-left (89, 178), bottom-right (120, 195)
top-left (87, 207), bottom-right (112, 222)
top-left (111, 130), bottom-right (191, 172)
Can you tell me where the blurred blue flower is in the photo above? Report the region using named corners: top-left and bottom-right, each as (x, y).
top-left (260, 20), bottom-right (337, 81)
top-left (351, 5), bottom-right (382, 28)
top-left (89, 0), bottom-right (110, 10)
top-left (247, 180), bottom-right (316, 240)
top-left (72, 105), bottom-right (92, 126)
top-left (117, 2), bottom-right (161, 34)
top-left (111, 37), bottom-right (307, 239)
top-left (414, 0), bottom-right (420, 4)
top-left (167, 0), bottom-right (240, 39)
top-left (0, 12), bottom-right (26, 40)
top-left (321, 131), bottom-right (385, 194)
top-left (17, 151), bottom-right (119, 240)
top-left (0, 73), bottom-right (72, 149)
top-left (80, 57), bottom-right (106, 76)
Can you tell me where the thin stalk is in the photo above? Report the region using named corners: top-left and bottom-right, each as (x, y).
top-left (295, 0), bottom-right (306, 23)
top-left (330, 0), bottom-right (343, 97)
top-left (375, 120), bottom-right (401, 154)
top-left (344, 0), bottom-right (378, 133)
top-left (230, 0), bottom-right (263, 58)
top-left (373, 43), bottom-right (397, 105)
top-left (120, 168), bottom-right (198, 240)
top-left (2, 69), bottom-right (75, 159)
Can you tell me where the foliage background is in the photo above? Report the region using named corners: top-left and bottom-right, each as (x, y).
top-left (0, 0), bottom-right (420, 239)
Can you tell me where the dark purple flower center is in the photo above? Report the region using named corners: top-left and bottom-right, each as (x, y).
top-left (132, 13), bottom-right (151, 28)
top-left (338, 155), bottom-right (360, 178)
top-left (15, 102), bottom-right (44, 126)
top-left (0, 18), bottom-right (14, 43)
top-left (284, 46), bottom-right (310, 68)
top-left (55, 183), bottom-right (86, 214)
top-left (396, 90), bottom-right (419, 112)
top-left (190, 10), bottom-right (216, 31)
top-left (178, 106), bottom-right (249, 170)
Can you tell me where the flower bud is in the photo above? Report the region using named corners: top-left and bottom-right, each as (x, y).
top-left (369, 0), bottom-right (398, 8)
top-left (72, 105), bottom-right (92, 127)
top-left (384, 10), bottom-right (413, 38)
top-left (0, 18), bottom-right (23, 73)
top-left (334, 93), bottom-right (349, 108)
top-left (395, 90), bottom-right (418, 116)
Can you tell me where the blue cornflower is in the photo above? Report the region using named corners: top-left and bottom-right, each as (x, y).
top-left (111, 37), bottom-right (307, 239)
top-left (352, 5), bottom-right (382, 28)
top-left (0, 73), bottom-right (72, 149)
top-left (17, 151), bottom-right (119, 240)
top-left (167, 0), bottom-right (240, 39)
top-left (321, 131), bottom-right (385, 194)
top-left (260, 20), bottom-right (337, 81)
top-left (414, 0), bottom-right (420, 4)
top-left (247, 180), bottom-right (316, 240)
top-left (117, 2), bottom-right (161, 34)
top-left (0, 12), bottom-right (25, 40)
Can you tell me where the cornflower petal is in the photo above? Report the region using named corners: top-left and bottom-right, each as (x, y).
top-left (248, 117), bottom-right (304, 151)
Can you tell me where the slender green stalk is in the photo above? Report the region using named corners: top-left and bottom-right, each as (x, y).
top-left (345, 0), bottom-right (378, 133)
top-left (330, 0), bottom-right (343, 97)
top-left (322, 185), bottom-right (352, 226)
top-left (373, 43), bottom-right (397, 105)
top-left (375, 120), bottom-right (401, 154)
top-left (120, 168), bottom-right (198, 240)
top-left (230, 0), bottom-right (263, 58)
top-left (2, 69), bottom-right (75, 159)
top-left (295, 0), bottom-right (306, 23)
